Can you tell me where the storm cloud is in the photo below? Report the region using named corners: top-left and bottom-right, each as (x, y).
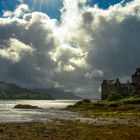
top-left (0, 0), bottom-right (140, 98)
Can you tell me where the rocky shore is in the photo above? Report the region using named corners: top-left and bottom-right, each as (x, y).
top-left (0, 99), bottom-right (139, 140)
top-left (0, 117), bottom-right (139, 140)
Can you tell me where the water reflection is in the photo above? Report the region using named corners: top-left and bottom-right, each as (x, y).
top-left (0, 100), bottom-right (80, 123)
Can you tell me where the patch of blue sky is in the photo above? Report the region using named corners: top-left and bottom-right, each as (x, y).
top-left (0, 0), bottom-right (133, 19)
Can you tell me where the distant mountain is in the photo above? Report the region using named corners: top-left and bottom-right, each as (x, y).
top-left (33, 88), bottom-right (81, 100)
top-left (0, 82), bottom-right (53, 100)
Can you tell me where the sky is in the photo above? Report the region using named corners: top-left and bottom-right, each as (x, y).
top-left (0, 0), bottom-right (132, 18)
top-left (0, 0), bottom-right (139, 99)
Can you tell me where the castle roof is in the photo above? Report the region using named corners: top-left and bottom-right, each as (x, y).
top-left (136, 68), bottom-right (140, 72)
top-left (103, 80), bottom-right (119, 85)
top-left (107, 80), bottom-right (117, 84)
top-left (134, 68), bottom-right (140, 75)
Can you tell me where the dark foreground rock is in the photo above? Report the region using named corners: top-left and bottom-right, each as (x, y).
top-left (14, 104), bottom-right (42, 109)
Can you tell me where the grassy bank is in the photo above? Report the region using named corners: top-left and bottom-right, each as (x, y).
top-left (67, 97), bottom-right (140, 117)
top-left (0, 120), bottom-right (140, 140)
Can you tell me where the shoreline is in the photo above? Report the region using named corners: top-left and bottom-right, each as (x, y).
top-left (0, 99), bottom-right (140, 139)
top-left (0, 112), bottom-right (139, 125)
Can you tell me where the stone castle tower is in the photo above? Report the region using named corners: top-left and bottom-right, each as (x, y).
top-left (131, 68), bottom-right (140, 94)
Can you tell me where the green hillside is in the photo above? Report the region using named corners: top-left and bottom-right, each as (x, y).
top-left (0, 82), bottom-right (53, 100)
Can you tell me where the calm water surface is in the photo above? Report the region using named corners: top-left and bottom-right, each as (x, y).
top-left (0, 100), bottom-right (81, 123)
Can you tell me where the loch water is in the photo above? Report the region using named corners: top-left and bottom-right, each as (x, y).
top-left (0, 100), bottom-right (80, 123)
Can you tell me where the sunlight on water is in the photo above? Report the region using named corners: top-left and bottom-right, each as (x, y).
top-left (0, 100), bottom-right (80, 123)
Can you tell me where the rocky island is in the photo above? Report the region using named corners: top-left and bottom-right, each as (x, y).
top-left (14, 104), bottom-right (42, 109)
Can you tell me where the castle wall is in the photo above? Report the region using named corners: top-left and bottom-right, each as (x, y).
top-left (101, 69), bottom-right (140, 100)
top-left (101, 80), bottom-right (121, 100)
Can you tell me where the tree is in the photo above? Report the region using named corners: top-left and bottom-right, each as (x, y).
top-left (107, 91), bottom-right (123, 101)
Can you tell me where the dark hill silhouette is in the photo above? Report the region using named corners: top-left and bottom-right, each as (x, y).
top-left (0, 82), bottom-right (53, 100)
top-left (33, 88), bottom-right (81, 100)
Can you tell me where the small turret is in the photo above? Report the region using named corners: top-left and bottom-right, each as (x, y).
top-left (132, 68), bottom-right (140, 84)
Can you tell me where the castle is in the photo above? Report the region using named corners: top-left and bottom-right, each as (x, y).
top-left (101, 68), bottom-right (140, 100)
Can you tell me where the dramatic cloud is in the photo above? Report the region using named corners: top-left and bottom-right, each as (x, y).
top-left (3, 4), bottom-right (29, 18)
top-left (0, 0), bottom-right (140, 98)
